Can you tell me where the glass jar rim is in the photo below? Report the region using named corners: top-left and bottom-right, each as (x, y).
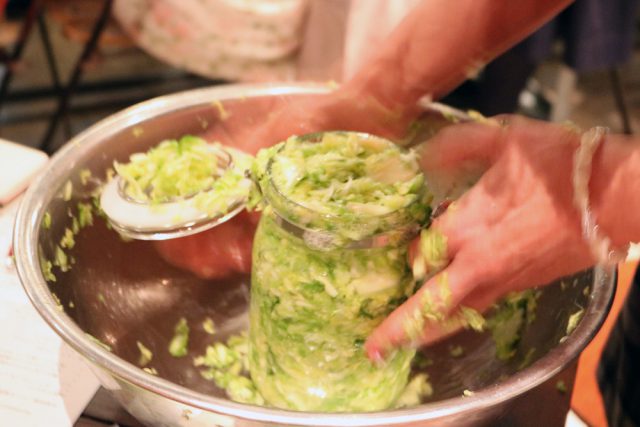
top-left (259, 131), bottom-right (432, 248)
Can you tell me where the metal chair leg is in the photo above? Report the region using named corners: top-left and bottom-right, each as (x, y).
top-left (609, 67), bottom-right (633, 135)
top-left (0, 1), bottom-right (40, 115)
top-left (40, 0), bottom-right (113, 154)
top-left (36, 9), bottom-right (72, 139)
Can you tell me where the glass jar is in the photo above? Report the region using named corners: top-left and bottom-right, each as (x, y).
top-left (248, 132), bottom-right (431, 412)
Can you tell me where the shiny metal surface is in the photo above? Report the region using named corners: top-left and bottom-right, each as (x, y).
top-left (14, 83), bottom-right (615, 426)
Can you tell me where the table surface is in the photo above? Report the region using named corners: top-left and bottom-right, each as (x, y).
top-left (0, 198), bottom-right (101, 427)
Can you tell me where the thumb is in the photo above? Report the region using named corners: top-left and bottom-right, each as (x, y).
top-left (417, 119), bottom-right (505, 175)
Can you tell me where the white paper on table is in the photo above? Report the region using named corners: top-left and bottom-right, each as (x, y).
top-left (0, 139), bottom-right (48, 206)
top-left (0, 199), bottom-right (101, 427)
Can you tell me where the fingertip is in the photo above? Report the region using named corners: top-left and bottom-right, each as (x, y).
top-left (365, 316), bottom-right (402, 362)
top-left (364, 340), bottom-right (386, 365)
top-left (365, 296), bottom-right (420, 361)
top-left (366, 262), bottom-right (477, 358)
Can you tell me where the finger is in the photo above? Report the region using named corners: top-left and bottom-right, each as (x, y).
top-left (366, 267), bottom-right (502, 356)
top-left (154, 211), bottom-right (256, 279)
top-left (417, 120), bottom-right (505, 174)
top-left (413, 285), bottom-right (498, 347)
top-left (420, 207), bottom-right (467, 265)
top-left (428, 165), bottom-right (502, 257)
top-left (365, 257), bottom-right (474, 361)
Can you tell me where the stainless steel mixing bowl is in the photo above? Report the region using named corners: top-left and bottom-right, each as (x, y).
top-left (14, 83), bottom-right (615, 427)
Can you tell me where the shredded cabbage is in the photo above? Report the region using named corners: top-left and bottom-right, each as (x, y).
top-left (253, 132), bottom-right (431, 244)
top-left (486, 290), bottom-right (540, 360)
top-left (137, 341), bottom-right (153, 366)
top-left (115, 136), bottom-right (229, 204)
top-left (249, 132), bottom-right (428, 411)
top-left (168, 317), bottom-right (190, 357)
top-left (195, 332), bottom-right (265, 406)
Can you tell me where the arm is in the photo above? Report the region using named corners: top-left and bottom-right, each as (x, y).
top-left (238, 0), bottom-right (574, 152)
top-left (592, 134), bottom-right (640, 247)
top-left (343, 0), bottom-right (573, 119)
top-left (159, 1), bottom-right (577, 278)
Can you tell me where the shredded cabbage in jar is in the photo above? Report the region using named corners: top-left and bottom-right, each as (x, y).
top-left (248, 132), bottom-right (431, 411)
top-left (252, 132), bottom-right (431, 246)
top-left (268, 132), bottom-right (424, 216)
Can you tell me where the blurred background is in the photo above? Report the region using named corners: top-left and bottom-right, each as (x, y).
top-left (0, 1), bottom-right (638, 426)
top-left (0, 0), bottom-right (638, 154)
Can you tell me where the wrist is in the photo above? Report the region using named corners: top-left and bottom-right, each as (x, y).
top-left (590, 134), bottom-right (640, 249)
top-left (572, 127), bottom-right (629, 264)
top-left (329, 84), bottom-right (422, 139)
top-left (340, 75), bottom-right (422, 127)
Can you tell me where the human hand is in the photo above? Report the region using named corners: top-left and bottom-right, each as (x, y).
top-left (365, 116), bottom-right (597, 360)
top-left (201, 86), bottom-right (420, 155)
top-left (157, 88), bottom-right (420, 279)
top-left (153, 211), bottom-right (260, 279)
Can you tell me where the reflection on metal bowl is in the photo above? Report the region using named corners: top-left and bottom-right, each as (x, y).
top-left (14, 83), bottom-right (615, 427)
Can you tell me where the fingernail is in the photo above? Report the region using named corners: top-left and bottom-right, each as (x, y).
top-left (365, 341), bottom-right (389, 366)
top-left (431, 199), bottom-right (452, 218)
top-left (369, 348), bottom-right (385, 365)
top-left (370, 343), bottom-right (398, 368)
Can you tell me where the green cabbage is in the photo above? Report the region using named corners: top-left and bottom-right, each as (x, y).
top-left (168, 317), bottom-right (189, 358)
top-left (252, 132), bottom-right (431, 245)
top-left (115, 136), bottom-right (227, 203)
top-left (248, 133), bottom-right (431, 411)
top-left (250, 211), bottom-right (416, 411)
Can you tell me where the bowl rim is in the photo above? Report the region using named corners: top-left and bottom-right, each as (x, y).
top-left (13, 82), bottom-right (616, 426)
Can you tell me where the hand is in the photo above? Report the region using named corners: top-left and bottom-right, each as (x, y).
top-left (201, 86), bottom-right (420, 155)
top-left (157, 88), bottom-right (419, 279)
top-left (153, 211), bottom-right (260, 279)
top-left (365, 116), bottom-right (596, 360)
